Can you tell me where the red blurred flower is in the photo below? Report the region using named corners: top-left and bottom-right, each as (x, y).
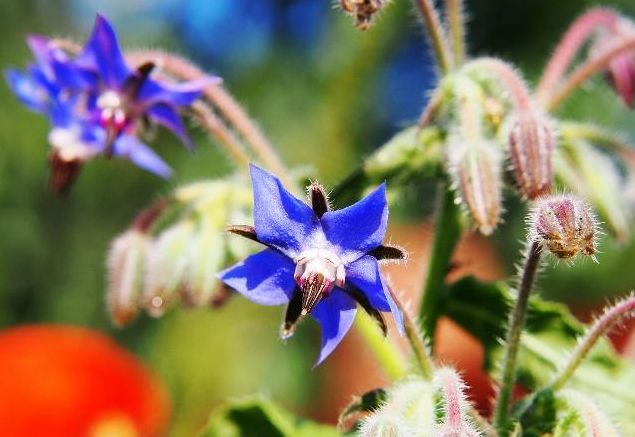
top-left (0, 325), bottom-right (169, 437)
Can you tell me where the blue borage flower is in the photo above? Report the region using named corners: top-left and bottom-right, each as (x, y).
top-left (5, 14), bottom-right (219, 192)
top-left (219, 165), bottom-right (406, 364)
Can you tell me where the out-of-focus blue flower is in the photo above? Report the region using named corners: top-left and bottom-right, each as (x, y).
top-left (219, 165), bottom-right (405, 364)
top-left (6, 14), bottom-right (217, 191)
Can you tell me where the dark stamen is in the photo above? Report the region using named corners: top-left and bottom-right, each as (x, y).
top-left (226, 224), bottom-right (259, 243)
top-left (281, 289), bottom-right (303, 339)
top-left (344, 287), bottom-right (387, 335)
top-left (300, 273), bottom-right (328, 315)
top-left (309, 182), bottom-right (330, 218)
top-left (368, 245), bottom-right (407, 262)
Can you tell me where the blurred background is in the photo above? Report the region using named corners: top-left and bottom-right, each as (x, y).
top-left (1, 0), bottom-right (635, 435)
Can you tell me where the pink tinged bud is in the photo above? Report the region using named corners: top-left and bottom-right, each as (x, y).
top-left (434, 368), bottom-right (482, 437)
top-left (358, 410), bottom-right (405, 437)
top-left (558, 390), bottom-right (621, 437)
top-left (530, 195), bottom-right (598, 259)
top-left (508, 112), bottom-right (556, 199)
top-left (448, 138), bottom-right (503, 235)
top-left (607, 53), bottom-right (635, 108)
top-left (106, 230), bottom-right (151, 327)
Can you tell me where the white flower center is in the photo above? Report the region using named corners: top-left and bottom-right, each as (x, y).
top-left (294, 248), bottom-right (345, 315)
top-left (48, 127), bottom-right (98, 162)
top-left (97, 90), bottom-right (127, 129)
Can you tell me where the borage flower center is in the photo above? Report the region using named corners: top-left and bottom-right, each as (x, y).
top-left (96, 90), bottom-right (128, 132)
top-left (294, 248), bottom-right (345, 315)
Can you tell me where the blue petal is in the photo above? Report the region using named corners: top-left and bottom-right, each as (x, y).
top-left (320, 183), bottom-right (388, 263)
top-left (5, 68), bottom-right (49, 113)
top-left (346, 255), bottom-right (404, 333)
top-left (250, 164), bottom-right (320, 257)
top-left (218, 248), bottom-right (296, 306)
top-left (146, 104), bottom-right (193, 149)
top-left (113, 135), bottom-right (172, 178)
top-left (137, 76), bottom-right (219, 107)
top-left (311, 288), bottom-right (357, 365)
top-left (76, 14), bottom-right (130, 89)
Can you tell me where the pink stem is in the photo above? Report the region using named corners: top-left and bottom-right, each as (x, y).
top-left (466, 57), bottom-right (534, 112)
top-left (546, 35), bottom-right (635, 111)
top-left (536, 8), bottom-right (620, 102)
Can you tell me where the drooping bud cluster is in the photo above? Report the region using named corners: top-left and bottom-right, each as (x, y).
top-left (529, 194), bottom-right (598, 260)
top-left (508, 111), bottom-right (556, 199)
top-left (356, 377), bottom-right (435, 436)
top-left (339, 0), bottom-right (389, 30)
top-left (106, 179), bottom-right (253, 326)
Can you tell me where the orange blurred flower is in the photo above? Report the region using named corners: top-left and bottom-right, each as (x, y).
top-left (0, 325), bottom-right (169, 437)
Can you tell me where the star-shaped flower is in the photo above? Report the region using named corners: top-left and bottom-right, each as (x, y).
top-left (219, 165), bottom-right (405, 364)
top-left (5, 14), bottom-right (219, 192)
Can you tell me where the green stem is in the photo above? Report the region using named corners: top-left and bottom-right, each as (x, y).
top-left (389, 286), bottom-right (434, 379)
top-left (445, 0), bottom-right (466, 65)
top-left (411, 0), bottom-right (453, 73)
top-left (354, 312), bottom-right (408, 380)
top-left (493, 241), bottom-right (542, 436)
top-left (418, 182), bottom-right (462, 346)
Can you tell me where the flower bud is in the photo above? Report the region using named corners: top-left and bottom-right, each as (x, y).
top-left (142, 221), bottom-right (195, 317)
top-left (529, 195), bottom-right (598, 259)
top-left (448, 137), bottom-right (503, 235)
top-left (181, 219), bottom-right (226, 307)
top-left (557, 390), bottom-right (620, 437)
top-left (358, 410), bottom-right (407, 437)
top-left (339, 0), bottom-right (388, 30)
top-left (508, 112), bottom-right (555, 200)
top-left (434, 368), bottom-right (481, 437)
top-left (106, 230), bottom-right (151, 327)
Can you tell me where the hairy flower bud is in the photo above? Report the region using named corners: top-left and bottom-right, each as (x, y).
top-left (434, 368), bottom-right (482, 437)
top-left (181, 219), bottom-right (226, 307)
top-left (448, 137), bottom-right (503, 235)
top-left (339, 0), bottom-right (388, 30)
top-left (508, 112), bottom-right (555, 199)
top-left (142, 221), bottom-right (195, 317)
top-left (557, 390), bottom-right (621, 437)
top-left (106, 230), bottom-right (151, 327)
top-left (529, 195), bottom-right (598, 259)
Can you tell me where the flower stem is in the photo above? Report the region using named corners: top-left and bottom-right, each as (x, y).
top-left (493, 240), bottom-right (542, 436)
top-left (548, 294), bottom-right (635, 391)
top-left (127, 50), bottom-right (294, 187)
top-left (418, 181), bottom-right (462, 346)
top-left (464, 58), bottom-right (533, 112)
top-left (388, 286), bottom-right (434, 379)
top-left (445, 0), bottom-right (466, 65)
top-left (411, 0), bottom-right (453, 73)
top-left (545, 36), bottom-right (635, 111)
top-left (559, 122), bottom-right (635, 167)
top-left (536, 8), bottom-right (619, 103)
top-left (191, 101), bottom-right (252, 167)
top-left (354, 312), bottom-right (408, 380)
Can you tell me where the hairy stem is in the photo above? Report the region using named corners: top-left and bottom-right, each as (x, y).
top-left (545, 36), bottom-right (635, 111)
top-left (536, 8), bottom-right (619, 102)
top-left (354, 312), bottom-right (408, 380)
top-left (388, 286), bottom-right (434, 379)
top-left (465, 57), bottom-right (533, 112)
top-left (411, 0), bottom-right (453, 73)
top-left (494, 240), bottom-right (542, 435)
top-left (445, 0), bottom-right (466, 65)
top-left (418, 88), bottom-right (445, 128)
top-left (191, 102), bottom-right (252, 167)
top-left (549, 294), bottom-right (635, 391)
top-left (418, 182), bottom-right (462, 345)
top-left (127, 50), bottom-right (293, 187)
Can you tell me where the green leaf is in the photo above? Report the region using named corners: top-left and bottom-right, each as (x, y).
top-left (198, 396), bottom-right (341, 437)
top-left (444, 276), bottom-right (635, 435)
